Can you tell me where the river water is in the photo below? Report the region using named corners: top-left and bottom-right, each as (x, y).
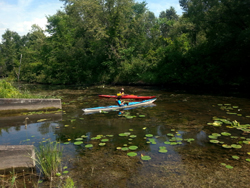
top-left (1, 84), bottom-right (250, 187)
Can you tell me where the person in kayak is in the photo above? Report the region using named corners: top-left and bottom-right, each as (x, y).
top-left (117, 88), bottom-right (125, 96)
top-left (116, 96), bottom-right (128, 106)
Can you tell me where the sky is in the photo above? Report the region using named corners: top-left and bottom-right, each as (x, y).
top-left (0, 0), bottom-right (182, 40)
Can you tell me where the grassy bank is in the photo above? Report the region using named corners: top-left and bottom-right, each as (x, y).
top-left (0, 79), bottom-right (57, 99)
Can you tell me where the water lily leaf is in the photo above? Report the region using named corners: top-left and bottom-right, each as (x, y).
top-left (221, 163), bottom-right (226, 166)
top-left (129, 129), bottom-right (133, 131)
top-left (106, 135), bottom-right (114, 137)
top-left (243, 141), bottom-right (250, 144)
top-left (246, 159), bottom-right (250, 162)
top-left (127, 152), bottom-right (137, 157)
top-left (64, 142), bottom-right (70, 145)
top-left (129, 146), bottom-right (138, 150)
top-left (222, 144), bottom-right (231, 148)
top-left (101, 139), bottom-right (109, 142)
top-left (130, 135), bottom-right (137, 138)
top-left (141, 155), bottom-right (151, 160)
top-left (139, 115), bottom-right (146, 117)
top-left (56, 173), bottom-right (61, 176)
top-left (74, 141), bottom-right (83, 145)
top-left (85, 144), bottom-right (93, 148)
top-left (231, 144), bottom-right (242, 149)
top-left (81, 135), bottom-right (88, 138)
top-left (164, 141), bottom-right (171, 145)
top-left (63, 166), bottom-right (68, 169)
top-left (121, 147), bottom-right (129, 151)
top-left (225, 165), bottom-right (233, 169)
top-left (221, 132), bottom-right (231, 136)
top-left (232, 156), bottom-right (239, 160)
top-left (230, 136), bottom-right (238, 139)
top-left (145, 134), bottom-right (153, 137)
top-left (63, 171), bottom-right (69, 174)
top-left (159, 149), bottom-right (168, 153)
top-left (64, 125), bottom-right (69, 127)
top-left (99, 143), bottom-right (106, 146)
top-left (75, 138), bottom-right (83, 141)
top-left (116, 147), bottom-right (122, 150)
top-left (119, 133), bottom-right (127, 136)
top-left (210, 140), bottom-right (220, 143)
top-left (170, 142), bottom-right (177, 145)
top-left (212, 133), bottom-right (221, 137)
top-left (167, 133), bottom-right (174, 136)
top-left (209, 135), bottom-right (218, 139)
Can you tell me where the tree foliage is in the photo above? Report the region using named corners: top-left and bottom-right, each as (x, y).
top-left (0, 0), bottom-right (249, 87)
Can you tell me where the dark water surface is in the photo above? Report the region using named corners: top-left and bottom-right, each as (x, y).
top-left (1, 85), bottom-right (250, 187)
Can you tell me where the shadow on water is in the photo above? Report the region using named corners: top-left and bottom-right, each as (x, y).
top-left (1, 84), bottom-right (250, 187)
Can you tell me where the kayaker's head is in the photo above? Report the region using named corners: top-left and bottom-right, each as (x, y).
top-left (117, 96), bottom-right (122, 100)
top-left (121, 88), bottom-right (124, 92)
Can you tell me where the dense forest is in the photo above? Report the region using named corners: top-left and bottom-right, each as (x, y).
top-left (0, 0), bottom-right (249, 87)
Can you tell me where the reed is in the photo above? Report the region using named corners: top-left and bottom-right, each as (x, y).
top-left (33, 141), bottom-right (63, 181)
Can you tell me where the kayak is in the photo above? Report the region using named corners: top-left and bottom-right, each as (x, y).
top-left (83, 103), bottom-right (156, 115)
top-left (99, 94), bottom-right (156, 100)
top-left (82, 98), bottom-right (157, 113)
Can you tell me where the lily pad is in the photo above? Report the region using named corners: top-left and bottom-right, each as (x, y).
top-left (63, 142), bottom-right (70, 145)
top-left (222, 144), bottom-right (232, 148)
top-left (231, 144), bottom-right (242, 149)
top-left (141, 155), bottom-right (151, 160)
top-left (225, 165), bottom-right (233, 169)
top-left (75, 138), bottom-right (83, 141)
top-left (127, 152), bottom-right (137, 157)
top-left (121, 147), bottom-right (129, 151)
top-left (139, 115), bottom-right (146, 117)
top-left (130, 135), bottom-right (137, 138)
top-left (232, 156), bottom-right (239, 160)
top-left (85, 144), bottom-right (93, 148)
top-left (145, 134), bottom-right (153, 138)
top-left (221, 132), bottom-right (231, 136)
top-left (208, 135), bottom-right (218, 139)
top-left (129, 146), bottom-right (138, 150)
top-left (99, 143), bottom-right (106, 146)
top-left (164, 141), bottom-right (171, 145)
top-left (74, 141), bottom-right (83, 145)
top-left (210, 140), bottom-right (220, 143)
top-left (101, 139), bottom-right (109, 142)
top-left (246, 159), bottom-right (250, 162)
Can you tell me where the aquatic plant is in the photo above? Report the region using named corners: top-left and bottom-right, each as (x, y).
top-left (33, 141), bottom-right (63, 180)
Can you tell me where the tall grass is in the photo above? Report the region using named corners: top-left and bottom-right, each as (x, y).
top-left (33, 141), bottom-right (63, 181)
top-left (0, 79), bottom-right (58, 99)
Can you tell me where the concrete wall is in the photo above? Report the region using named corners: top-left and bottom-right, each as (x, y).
top-left (0, 98), bottom-right (61, 111)
top-left (0, 145), bottom-right (35, 173)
